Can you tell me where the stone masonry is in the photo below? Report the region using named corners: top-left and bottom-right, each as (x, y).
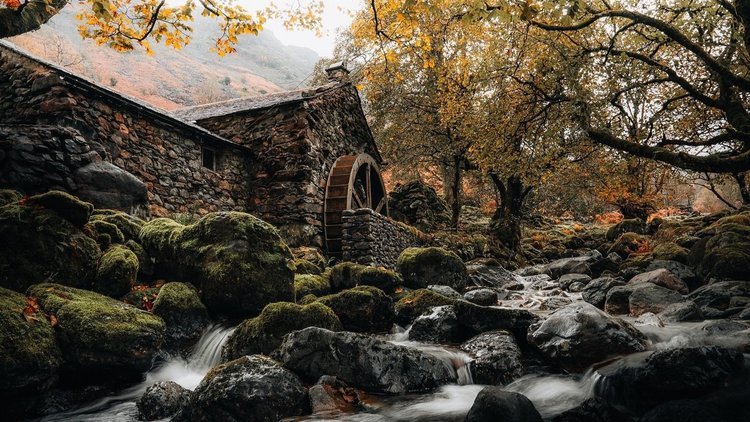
top-left (341, 208), bottom-right (425, 269)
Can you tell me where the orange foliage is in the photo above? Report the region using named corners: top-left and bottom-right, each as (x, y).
top-left (647, 207), bottom-right (684, 223)
top-left (594, 211), bottom-right (623, 225)
top-left (3, 0), bottom-right (22, 9)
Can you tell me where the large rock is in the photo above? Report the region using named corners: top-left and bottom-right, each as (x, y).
top-left (74, 161), bottom-right (148, 214)
top-left (606, 219), bottom-right (649, 241)
top-left (594, 346), bottom-right (745, 415)
top-left (454, 299), bottom-right (539, 339)
top-left (629, 268), bottom-right (688, 294)
top-left (689, 280), bottom-right (750, 311)
top-left (94, 244), bottom-right (139, 298)
top-left (324, 262), bottom-right (401, 294)
top-left (552, 398), bottom-right (628, 422)
top-left (628, 283), bottom-right (686, 316)
top-left (608, 233), bottom-right (650, 259)
top-left (316, 286), bottom-right (394, 333)
top-left (0, 287), bottom-right (61, 395)
top-left (274, 327), bottom-right (457, 394)
top-left (465, 387), bottom-right (543, 422)
top-left (137, 381), bottom-right (191, 421)
top-left (397, 247), bottom-right (469, 290)
top-left (223, 301), bottom-right (341, 360)
top-left (27, 283), bottom-right (164, 377)
top-left (645, 260), bottom-right (702, 291)
top-left (140, 212), bottom-right (295, 318)
top-left (701, 223), bottom-right (750, 280)
top-left (395, 289), bottom-right (455, 325)
top-left (151, 282), bottom-right (209, 351)
top-left (293, 274), bottom-right (331, 298)
top-left (179, 355), bottom-right (308, 422)
top-left (463, 288), bottom-right (498, 306)
top-left (651, 242), bottom-right (689, 264)
top-left (89, 209), bottom-right (145, 242)
top-left (387, 180), bottom-right (451, 232)
top-left (0, 191), bottom-right (101, 293)
top-left (409, 305), bottom-right (463, 344)
top-left (582, 277), bottom-right (625, 309)
top-left (527, 302), bottom-right (648, 372)
top-left (466, 262), bottom-right (523, 288)
top-left (460, 331), bottom-right (523, 385)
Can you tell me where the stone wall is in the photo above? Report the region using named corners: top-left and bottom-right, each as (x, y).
top-left (341, 208), bottom-right (425, 269)
top-left (194, 84), bottom-right (381, 247)
top-left (0, 43), bottom-right (250, 217)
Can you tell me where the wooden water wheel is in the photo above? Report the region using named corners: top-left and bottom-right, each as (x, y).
top-left (324, 153), bottom-right (388, 258)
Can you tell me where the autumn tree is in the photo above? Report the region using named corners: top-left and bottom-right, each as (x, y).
top-left (0, 0), bottom-right (323, 55)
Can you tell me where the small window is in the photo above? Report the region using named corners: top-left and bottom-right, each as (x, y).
top-left (202, 146), bottom-right (217, 170)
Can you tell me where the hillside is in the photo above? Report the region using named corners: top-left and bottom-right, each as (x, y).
top-left (8, 5), bottom-right (319, 110)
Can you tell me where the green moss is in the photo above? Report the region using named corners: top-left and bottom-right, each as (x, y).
top-left (0, 287), bottom-right (61, 392)
top-left (27, 283), bottom-right (164, 372)
top-left (298, 294), bottom-right (318, 305)
top-left (0, 189), bottom-right (22, 206)
top-left (316, 285), bottom-right (395, 333)
top-left (323, 262), bottom-right (366, 291)
top-left (294, 274), bottom-right (330, 298)
top-left (87, 219), bottom-right (126, 248)
top-left (90, 210), bottom-right (145, 242)
top-left (702, 223), bottom-right (750, 280)
top-left (121, 286), bottom-right (161, 310)
top-left (95, 245), bottom-right (139, 298)
top-left (139, 218), bottom-right (186, 262)
top-left (291, 246), bottom-right (327, 269)
top-left (356, 266), bottom-right (402, 294)
top-left (651, 242), bottom-right (689, 264)
top-left (394, 289), bottom-right (455, 325)
top-left (27, 190), bottom-right (93, 227)
top-left (124, 240), bottom-right (153, 279)
top-left (397, 247), bottom-right (468, 290)
top-left (0, 200), bottom-right (101, 293)
top-left (223, 301), bottom-right (341, 359)
top-left (152, 282), bottom-right (208, 349)
top-left (293, 259), bottom-right (322, 275)
top-left (322, 262), bottom-right (402, 293)
top-left (607, 232), bottom-right (650, 258)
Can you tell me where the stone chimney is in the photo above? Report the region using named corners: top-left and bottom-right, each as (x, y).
top-left (325, 61), bottom-right (350, 82)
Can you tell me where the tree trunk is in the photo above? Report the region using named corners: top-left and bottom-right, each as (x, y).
top-left (734, 172), bottom-right (750, 205)
top-left (489, 173), bottom-right (531, 251)
top-left (442, 156), bottom-right (463, 229)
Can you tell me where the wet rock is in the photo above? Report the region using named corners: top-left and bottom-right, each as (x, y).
top-left (395, 289), bottom-right (455, 325)
top-left (559, 274), bottom-right (592, 291)
top-left (629, 269), bottom-right (688, 294)
top-left (0, 287), bottom-right (61, 395)
top-left (604, 285), bottom-right (635, 315)
top-left (638, 400), bottom-right (732, 422)
top-left (543, 252), bottom-right (601, 278)
top-left (427, 285), bottom-right (464, 300)
top-left (464, 289), bottom-right (498, 306)
top-left (540, 296), bottom-right (573, 311)
top-left (137, 381), bottom-right (190, 421)
top-left (28, 283), bottom-right (164, 379)
top-left (608, 233), bottom-right (650, 259)
top-left (651, 242), bottom-right (689, 264)
top-left (223, 301), bottom-right (341, 360)
top-left (316, 286), bottom-right (394, 333)
top-left (308, 376), bottom-right (362, 414)
top-left (94, 244), bottom-right (139, 298)
top-left (179, 355), bottom-right (308, 422)
top-left (582, 277), bottom-right (625, 309)
top-left (634, 312), bottom-right (664, 327)
top-left (151, 282), bottom-right (208, 351)
top-left (606, 219), bottom-right (649, 241)
top-left (409, 305), bottom-right (462, 343)
top-left (140, 212), bottom-right (294, 319)
top-left (397, 247), bottom-right (469, 291)
top-left (595, 346), bottom-right (745, 415)
top-left (527, 302), bottom-right (648, 372)
top-left (552, 397), bottom-right (628, 422)
top-left (644, 260), bottom-right (701, 291)
top-left (689, 281), bottom-right (750, 311)
top-left (0, 191), bottom-right (101, 293)
top-left (274, 327), bottom-right (456, 394)
top-left (467, 262), bottom-right (522, 288)
top-left (658, 301), bottom-right (703, 322)
top-left (701, 223), bottom-right (750, 280)
top-left (454, 300), bottom-right (539, 339)
top-left (460, 331), bottom-right (523, 385)
top-left (465, 386), bottom-right (543, 422)
top-left (629, 283), bottom-right (686, 316)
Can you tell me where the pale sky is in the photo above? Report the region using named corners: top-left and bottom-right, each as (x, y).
top-left (245, 0), bottom-right (359, 57)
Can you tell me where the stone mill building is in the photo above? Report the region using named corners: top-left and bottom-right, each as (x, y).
top-left (0, 41), bottom-right (422, 263)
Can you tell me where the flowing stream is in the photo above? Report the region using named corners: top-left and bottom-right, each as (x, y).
top-left (39, 324), bottom-right (235, 422)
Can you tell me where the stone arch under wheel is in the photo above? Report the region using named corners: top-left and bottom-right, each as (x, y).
top-left (324, 153), bottom-right (389, 258)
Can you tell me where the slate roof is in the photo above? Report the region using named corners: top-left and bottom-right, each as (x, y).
top-left (171, 82), bottom-right (344, 122)
top-left (0, 40), bottom-right (244, 150)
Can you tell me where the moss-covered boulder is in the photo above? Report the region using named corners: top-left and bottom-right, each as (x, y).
top-left (152, 282), bottom-right (208, 351)
top-left (397, 247), bottom-right (468, 291)
top-left (94, 245), bottom-right (139, 298)
top-left (651, 242), bottom-right (689, 264)
top-left (125, 239), bottom-right (154, 279)
top-left (294, 274), bottom-right (330, 298)
top-left (0, 287), bottom-right (61, 394)
top-left (86, 219), bottom-right (125, 250)
top-left (394, 289), bottom-right (456, 325)
top-left (316, 286), bottom-right (395, 333)
top-left (606, 218), bottom-right (649, 241)
top-left (324, 262), bottom-right (402, 294)
top-left (0, 192), bottom-right (101, 293)
top-left (294, 259), bottom-right (322, 275)
top-left (607, 232), bottom-right (650, 259)
top-left (122, 285), bottom-right (161, 310)
top-left (140, 212), bottom-right (295, 318)
top-left (702, 223), bottom-right (750, 280)
top-left (223, 302), bottom-right (341, 360)
top-left (0, 189), bottom-right (22, 206)
top-left (28, 283), bottom-right (164, 377)
top-left (90, 209), bottom-right (145, 242)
